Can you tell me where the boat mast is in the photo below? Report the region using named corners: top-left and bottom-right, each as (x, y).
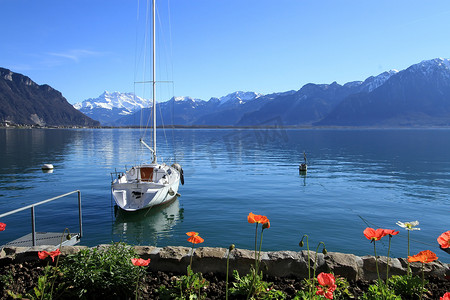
top-left (152, 0), bottom-right (157, 163)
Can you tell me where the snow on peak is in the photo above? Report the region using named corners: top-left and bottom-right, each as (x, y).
top-left (172, 96), bottom-right (201, 102)
top-left (74, 91), bottom-right (151, 111)
top-left (219, 91), bottom-right (262, 105)
top-left (409, 58), bottom-right (450, 76)
top-left (360, 69), bottom-right (399, 92)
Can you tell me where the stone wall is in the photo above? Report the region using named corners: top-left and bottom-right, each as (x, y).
top-left (1, 245), bottom-right (449, 281)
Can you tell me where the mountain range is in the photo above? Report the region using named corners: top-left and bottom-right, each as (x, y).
top-left (2, 58), bottom-right (450, 128)
top-left (74, 58), bottom-right (450, 127)
top-left (0, 67), bottom-right (99, 127)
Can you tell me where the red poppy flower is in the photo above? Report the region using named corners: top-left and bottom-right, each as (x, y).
top-left (38, 251), bottom-right (50, 260)
top-left (186, 231), bottom-right (199, 237)
top-left (316, 272), bottom-right (337, 299)
top-left (131, 258), bottom-right (151, 266)
top-left (363, 228), bottom-right (386, 241)
top-left (38, 249), bottom-right (61, 262)
top-left (408, 250), bottom-right (438, 263)
top-left (317, 272), bottom-right (336, 286)
top-left (437, 230), bottom-right (450, 249)
top-left (383, 229), bottom-right (399, 236)
top-left (187, 235), bottom-right (204, 244)
top-left (316, 286), bottom-right (336, 299)
top-left (440, 292), bottom-right (450, 300)
top-left (49, 249), bottom-right (61, 261)
top-left (0, 222), bottom-right (6, 231)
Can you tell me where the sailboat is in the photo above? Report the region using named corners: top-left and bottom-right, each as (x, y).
top-left (299, 151), bottom-right (307, 174)
top-left (111, 0), bottom-right (184, 212)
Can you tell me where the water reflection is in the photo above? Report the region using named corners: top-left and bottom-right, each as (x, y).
top-left (112, 198), bottom-right (183, 246)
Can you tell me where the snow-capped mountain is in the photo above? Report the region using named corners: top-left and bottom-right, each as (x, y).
top-left (75, 58), bottom-right (450, 127)
top-left (318, 58), bottom-right (450, 126)
top-left (408, 57), bottom-right (450, 77)
top-left (218, 91), bottom-right (262, 106)
top-left (74, 91), bottom-right (150, 111)
top-left (74, 91), bottom-right (151, 125)
top-left (359, 70), bottom-right (399, 93)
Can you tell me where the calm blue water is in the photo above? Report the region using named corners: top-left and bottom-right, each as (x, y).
top-left (0, 128), bottom-right (449, 263)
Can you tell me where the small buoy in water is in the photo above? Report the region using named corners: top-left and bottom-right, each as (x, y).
top-left (41, 164), bottom-right (54, 170)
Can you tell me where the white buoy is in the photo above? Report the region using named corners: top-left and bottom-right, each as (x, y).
top-left (41, 164), bottom-right (54, 170)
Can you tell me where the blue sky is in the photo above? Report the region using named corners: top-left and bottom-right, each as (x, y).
top-left (2, 0), bottom-right (450, 104)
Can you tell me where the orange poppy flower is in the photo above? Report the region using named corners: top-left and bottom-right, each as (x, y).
top-left (131, 258), bottom-right (151, 266)
top-left (440, 292), bottom-right (450, 300)
top-left (408, 250), bottom-right (438, 263)
top-left (248, 212), bottom-right (258, 223)
top-left (247, 212), bottom-right (270, 226)
top-left (383, 229), bottom-right (399, 236)
top-left (187, 235), bottom-right (204, 244)
top-left (437, 230), bottom-right (450, 249)
top-left (186, 231), bottom-right (199, 237)
top-left (363, 228), bottom-right (386, 241)
top-left (0, 222), bottom-right (6, 231)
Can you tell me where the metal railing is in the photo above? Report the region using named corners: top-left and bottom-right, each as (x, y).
top-left (0, 190), bottom-right (83, 246)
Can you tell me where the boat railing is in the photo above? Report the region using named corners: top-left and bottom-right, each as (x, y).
top-left (0, 190), bottom-right (83, 247)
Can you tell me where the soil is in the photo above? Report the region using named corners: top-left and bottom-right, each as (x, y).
top-left (0, 260), bottom-right (448, 299)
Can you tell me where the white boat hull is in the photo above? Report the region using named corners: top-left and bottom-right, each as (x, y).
top-left (112, 163), bottom-right (181, 211)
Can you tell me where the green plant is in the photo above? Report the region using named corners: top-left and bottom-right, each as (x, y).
top-left (164, 231), bottom-right (209, 299)
top-left (1, 270), bottom-right (23, 299)
top-left (226, 244), bottom-right (235, 300)
top-left (131, 258), bottom-right (151, 300)
top-left (59, 242), bottom-right (143, 298)
top-left (171, 265), bottom-right (209, 299)
top-left (293, 288), bottom-right (321, 300)
top-left (298, 234), bottom-right (327, 299)
top-left (26, 265), bottom-right (64, 300)
top-left (361, 281), bottom-right (401, 300)
top-left (387, 275), bottom-right (427, 299)
top-left (407, 250), bottom-right (437, 300)
top-left (229, 268), bottom-right (286, 300)
top-left (333, 275), bottom-right (354, 299)
top-left (247, 212), bottom-right (271, 299)
top-left (27, 248), bottom-right (64, 300)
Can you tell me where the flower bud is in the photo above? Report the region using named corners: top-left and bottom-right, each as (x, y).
top-left (229, 244), bottom-right (235, 251)
top-left (262, 222), bottom-right (270, 230)
top-left (66, 234), bottom-right (72, 240)
top-left (299, 240), bottom-right (304, 247)
top-left (322, 248), bottom-right (327, 255)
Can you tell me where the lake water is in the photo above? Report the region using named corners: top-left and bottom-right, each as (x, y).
top-left (0, 128), bottom-right (449, 263)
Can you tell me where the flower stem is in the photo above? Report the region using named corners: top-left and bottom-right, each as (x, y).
top-left (386, 235), bottom-right (391, 283)
top-left (407, 230), bottom-right (411, 276)
top-left (189, 243), bottom-right (194, 271)
top-left (257, 227), bottom-right (264, 270)
top-left (304, 236), bottom-right (311, 300)
top-left (254, 223), bottom-right (258, 265)
top-left (313, 242), bottom-right (325, 280)
top-left (247, 223), bottom-right (259, 300)
top-left (420, 262), bottom-right (424, 300)
top-left (373, 241), bottom-right (381, 283)
top-left (226, 249), bottom-right (230, 300)
top-left (135, 272), bottom-right (140, 300)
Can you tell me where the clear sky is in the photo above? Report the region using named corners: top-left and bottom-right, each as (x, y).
top-left (2, 0), bottom-right (450, 104)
